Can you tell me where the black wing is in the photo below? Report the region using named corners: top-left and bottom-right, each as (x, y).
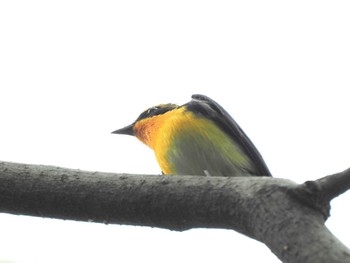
top-left (187, 94), bottom-right (272, 177)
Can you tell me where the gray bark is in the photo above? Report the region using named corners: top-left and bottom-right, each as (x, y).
top-left (0, 161), bottom-right (349, 263)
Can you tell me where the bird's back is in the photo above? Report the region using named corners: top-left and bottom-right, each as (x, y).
top-left (185, 94), bottom-right (272, 177)
top-left (153, 104), bottom-right (269, 177)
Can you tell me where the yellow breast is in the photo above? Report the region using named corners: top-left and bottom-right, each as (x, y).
top-left (133, 107), bottom-right (190, 173)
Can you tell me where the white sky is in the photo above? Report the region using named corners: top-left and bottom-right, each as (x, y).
top-left (0, 1), bottom-right (350, 262)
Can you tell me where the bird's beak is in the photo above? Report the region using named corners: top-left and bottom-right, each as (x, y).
top-left (111, 123), bottom-right (134, 136)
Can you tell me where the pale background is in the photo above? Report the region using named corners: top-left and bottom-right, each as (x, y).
top-left (1, 1), bottom-right (350, 262)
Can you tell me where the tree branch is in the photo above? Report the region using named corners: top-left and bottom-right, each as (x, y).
top-left (317, 168), bottom-right (350, 202)
top-left (0, 161), bottom-right (350, 263)
top-left (288, 168), bottom-right (350, 220)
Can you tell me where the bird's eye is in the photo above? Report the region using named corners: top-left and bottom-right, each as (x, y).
top-left (136, 106), bottom-right (160, 121)
top-left (148, 107), bottom-right (158, 114)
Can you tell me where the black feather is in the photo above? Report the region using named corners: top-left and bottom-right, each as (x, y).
top-left (186, 94), bottom-right (272, 177)
top-left (136, 104), bottom-right (178, 122)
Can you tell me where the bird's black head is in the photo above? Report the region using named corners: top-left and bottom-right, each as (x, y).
top-left (112, 103), bottom-right (178, 136)
top-left (135, 103), bottom-right (179, 122)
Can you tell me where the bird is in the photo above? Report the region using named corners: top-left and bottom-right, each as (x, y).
top-left (112, 94), bottom-right (272, 177)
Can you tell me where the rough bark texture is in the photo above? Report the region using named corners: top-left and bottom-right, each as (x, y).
top-left (0, 161), bottom-right (350, 263)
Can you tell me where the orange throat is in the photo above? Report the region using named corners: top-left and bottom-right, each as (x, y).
top-left (133, 107), bottom-right (189, 148)
top-left (133, 114), bottom-right (166, 149)
top-left (132, 107), bottom-right (188, 174)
